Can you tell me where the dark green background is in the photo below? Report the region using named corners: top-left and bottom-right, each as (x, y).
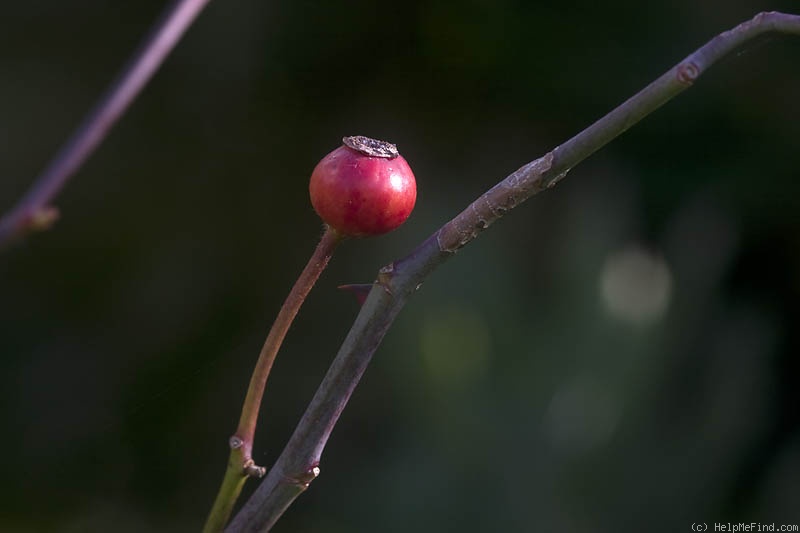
top-left (1, 1), bottom-right (799, 531)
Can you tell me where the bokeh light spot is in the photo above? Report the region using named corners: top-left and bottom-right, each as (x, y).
top-left (600, 245), bottom-right (672, 324)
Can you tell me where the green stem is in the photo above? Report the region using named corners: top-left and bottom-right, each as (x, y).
top-left (203, 225), bottom-right (342, 532)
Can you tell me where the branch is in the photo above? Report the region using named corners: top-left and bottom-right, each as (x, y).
top-left (0, 0), bottom-right (211, 248)
top-left (226, 11), bottom-right (800, 532)
top-left (203, 226), bottom-right (342, 532)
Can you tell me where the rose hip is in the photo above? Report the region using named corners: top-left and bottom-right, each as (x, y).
top-left (309, 136), bottom-right (417, 237)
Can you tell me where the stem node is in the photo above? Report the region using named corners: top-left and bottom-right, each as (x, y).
top-left (244, 461), bottom-right (267, 479)
top-left (377, 264), bottom-right (396, 295)
top-left (283, 466), bottom-right (320, 489)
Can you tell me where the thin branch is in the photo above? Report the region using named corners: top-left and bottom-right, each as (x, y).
top-left (203, 226), bottom-right (342, 533)
top-left (0, 0), bottom-right (212, 248)
top-left (226, 11), bottom-right (800, 532)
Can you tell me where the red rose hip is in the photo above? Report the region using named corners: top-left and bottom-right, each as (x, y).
top-left (309, 136), bottom-right (417, 237)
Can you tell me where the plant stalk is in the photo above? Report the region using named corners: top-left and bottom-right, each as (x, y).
top-left (0, 0), bottom-right (211, 247)
top-left (226, 11), bottom-right (800, 532)
top-left (204, 226), bottom-right (342, 532)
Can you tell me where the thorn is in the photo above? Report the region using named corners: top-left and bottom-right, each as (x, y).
top-left (676, 61), bottom-right (700, 85)
top-left (338, 284), bottom-right (373, 306)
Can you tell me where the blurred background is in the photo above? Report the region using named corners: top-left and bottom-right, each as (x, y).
top-left (1, 1), bottom-right (799, 531)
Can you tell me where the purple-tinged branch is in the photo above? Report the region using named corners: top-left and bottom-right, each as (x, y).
top-left (226, 11), bottom-right (800, 532)
top-left (0, 0), bottom-right (212, 248)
